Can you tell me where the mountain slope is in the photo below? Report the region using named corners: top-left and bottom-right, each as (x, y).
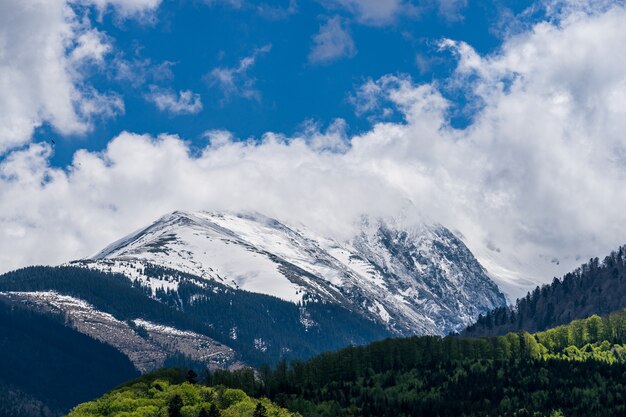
top-left (464, 246), bottom-right (626, 337)
top-left (0, 265), bottom-right (391, 366)
top-left (84, 210), bottom-right (506, 335)
top-left (0, 290), bottom-right (236, 372)
top-left (0, 294), bottom-right (139, 417)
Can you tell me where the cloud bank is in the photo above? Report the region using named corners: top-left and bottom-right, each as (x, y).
top-left (3, 2), bottom-right (626, 301)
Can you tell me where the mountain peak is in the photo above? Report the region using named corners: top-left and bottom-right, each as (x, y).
top-left (84, 210), bottom-right (506, 335)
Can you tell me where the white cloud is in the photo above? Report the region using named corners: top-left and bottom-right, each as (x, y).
top-left (146, 87), bottom-right (203, 115)
top-left (3, 2), bottom-right (626, 303)
top-left (349, 77), bottom-right (392, 116)
top-left (309, 16), bottom-right (356, 64)
top-left (69, 29), bottom-right (112, 65)
top-left (321, 0), bottom-right (477, 26)
top-left (323, 0), bottom-right (409, 26)
top-left (0, 131), bottom-right (409, 275)
top-left (256, 0), bottom-right (298, 19)
top-left (541, 0), bottom-right (626, 19)
top-left (200, 0), bottom-right (298, 19)
top-left (319, 0), bottom-right (476, 28)
top-left (206, 45), bottom-right (272, 102)
top-left (113, 59), bottom-right (174, 87)
top-left (0, 0), bottom-right (159, 154)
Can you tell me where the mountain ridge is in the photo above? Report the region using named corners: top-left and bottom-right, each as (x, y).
top-left (83, 210), bottom-right (506, 335)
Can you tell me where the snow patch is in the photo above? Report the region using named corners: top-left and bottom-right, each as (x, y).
top-left (254, 337), bottom-right (268, 352)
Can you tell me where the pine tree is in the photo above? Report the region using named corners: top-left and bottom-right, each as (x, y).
top-left (168, 394), bottom-right (183, 417)
top-left (208, 403), bottom-right (220, 417)
top-left (187, 369), bottom-right (198, 384)
top-left (253, 402), bottom-right (267, 417)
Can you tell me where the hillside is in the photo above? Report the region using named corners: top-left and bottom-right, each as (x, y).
top-left (0, 295), bottom-right (139, 417)
top-left (33, 305), bottom-right (626, 417)
top-left (204, 310), bottom-right (626, 417)
top-left (0, 265), bottom-right (390, 367)
top-left (464, 246), bottom-right (626, 337)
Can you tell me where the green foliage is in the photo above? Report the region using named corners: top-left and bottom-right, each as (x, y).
top-left (64, 310), bottom-right (626, 416)
top-left (208, 310), bottom-right (626, 417)
top-left (66, 380), bottom-right (298, 417)
top-left (186, 370), bottom-right (198, 385)
top-left (208, 404), bottom-right (220, 417)
top-left (252, 403), bottom-right (267, 417)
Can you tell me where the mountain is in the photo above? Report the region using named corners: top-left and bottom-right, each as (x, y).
top-left (0, 210), bottom-right (506, 415)
top-left (0, 290), bottom-right (236, 373)
top-left (80, 210), bottom-right (506, 336)
top-left (463, 246), bottom-right (626, 337)
top-left (0, 264), bottom-right (391, 416)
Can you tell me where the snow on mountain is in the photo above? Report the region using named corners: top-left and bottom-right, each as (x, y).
top-left (83, 211), bottom-right (506, 335)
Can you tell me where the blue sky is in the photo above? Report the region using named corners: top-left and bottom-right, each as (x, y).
top-left (38, 0), bottom-right (530, 167)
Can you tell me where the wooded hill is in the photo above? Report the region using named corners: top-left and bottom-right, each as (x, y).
top-left (465, 246), bottom-right (626, 337)
top-left (201, 310), bottom-right (626, 417)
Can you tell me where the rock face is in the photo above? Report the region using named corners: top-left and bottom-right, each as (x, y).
top-left (84, 210), bottom-right (506, 335)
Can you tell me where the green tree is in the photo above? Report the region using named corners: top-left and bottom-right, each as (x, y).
top-left (187, 369), bottom-right (198, 384)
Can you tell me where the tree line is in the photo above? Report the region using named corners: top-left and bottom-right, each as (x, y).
top-left (203, 309), bottom-right (626, 417)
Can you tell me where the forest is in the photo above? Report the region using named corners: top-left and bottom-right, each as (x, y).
top-left (200, 310), bottom-right (626, 417)
top-left (465, 246), bottom-right (626, 337)
top-left (65, 309), bottom-right (626, 417)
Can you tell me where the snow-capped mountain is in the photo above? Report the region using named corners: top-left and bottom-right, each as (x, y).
top-left (81, 210), bottom-right (506, 335)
